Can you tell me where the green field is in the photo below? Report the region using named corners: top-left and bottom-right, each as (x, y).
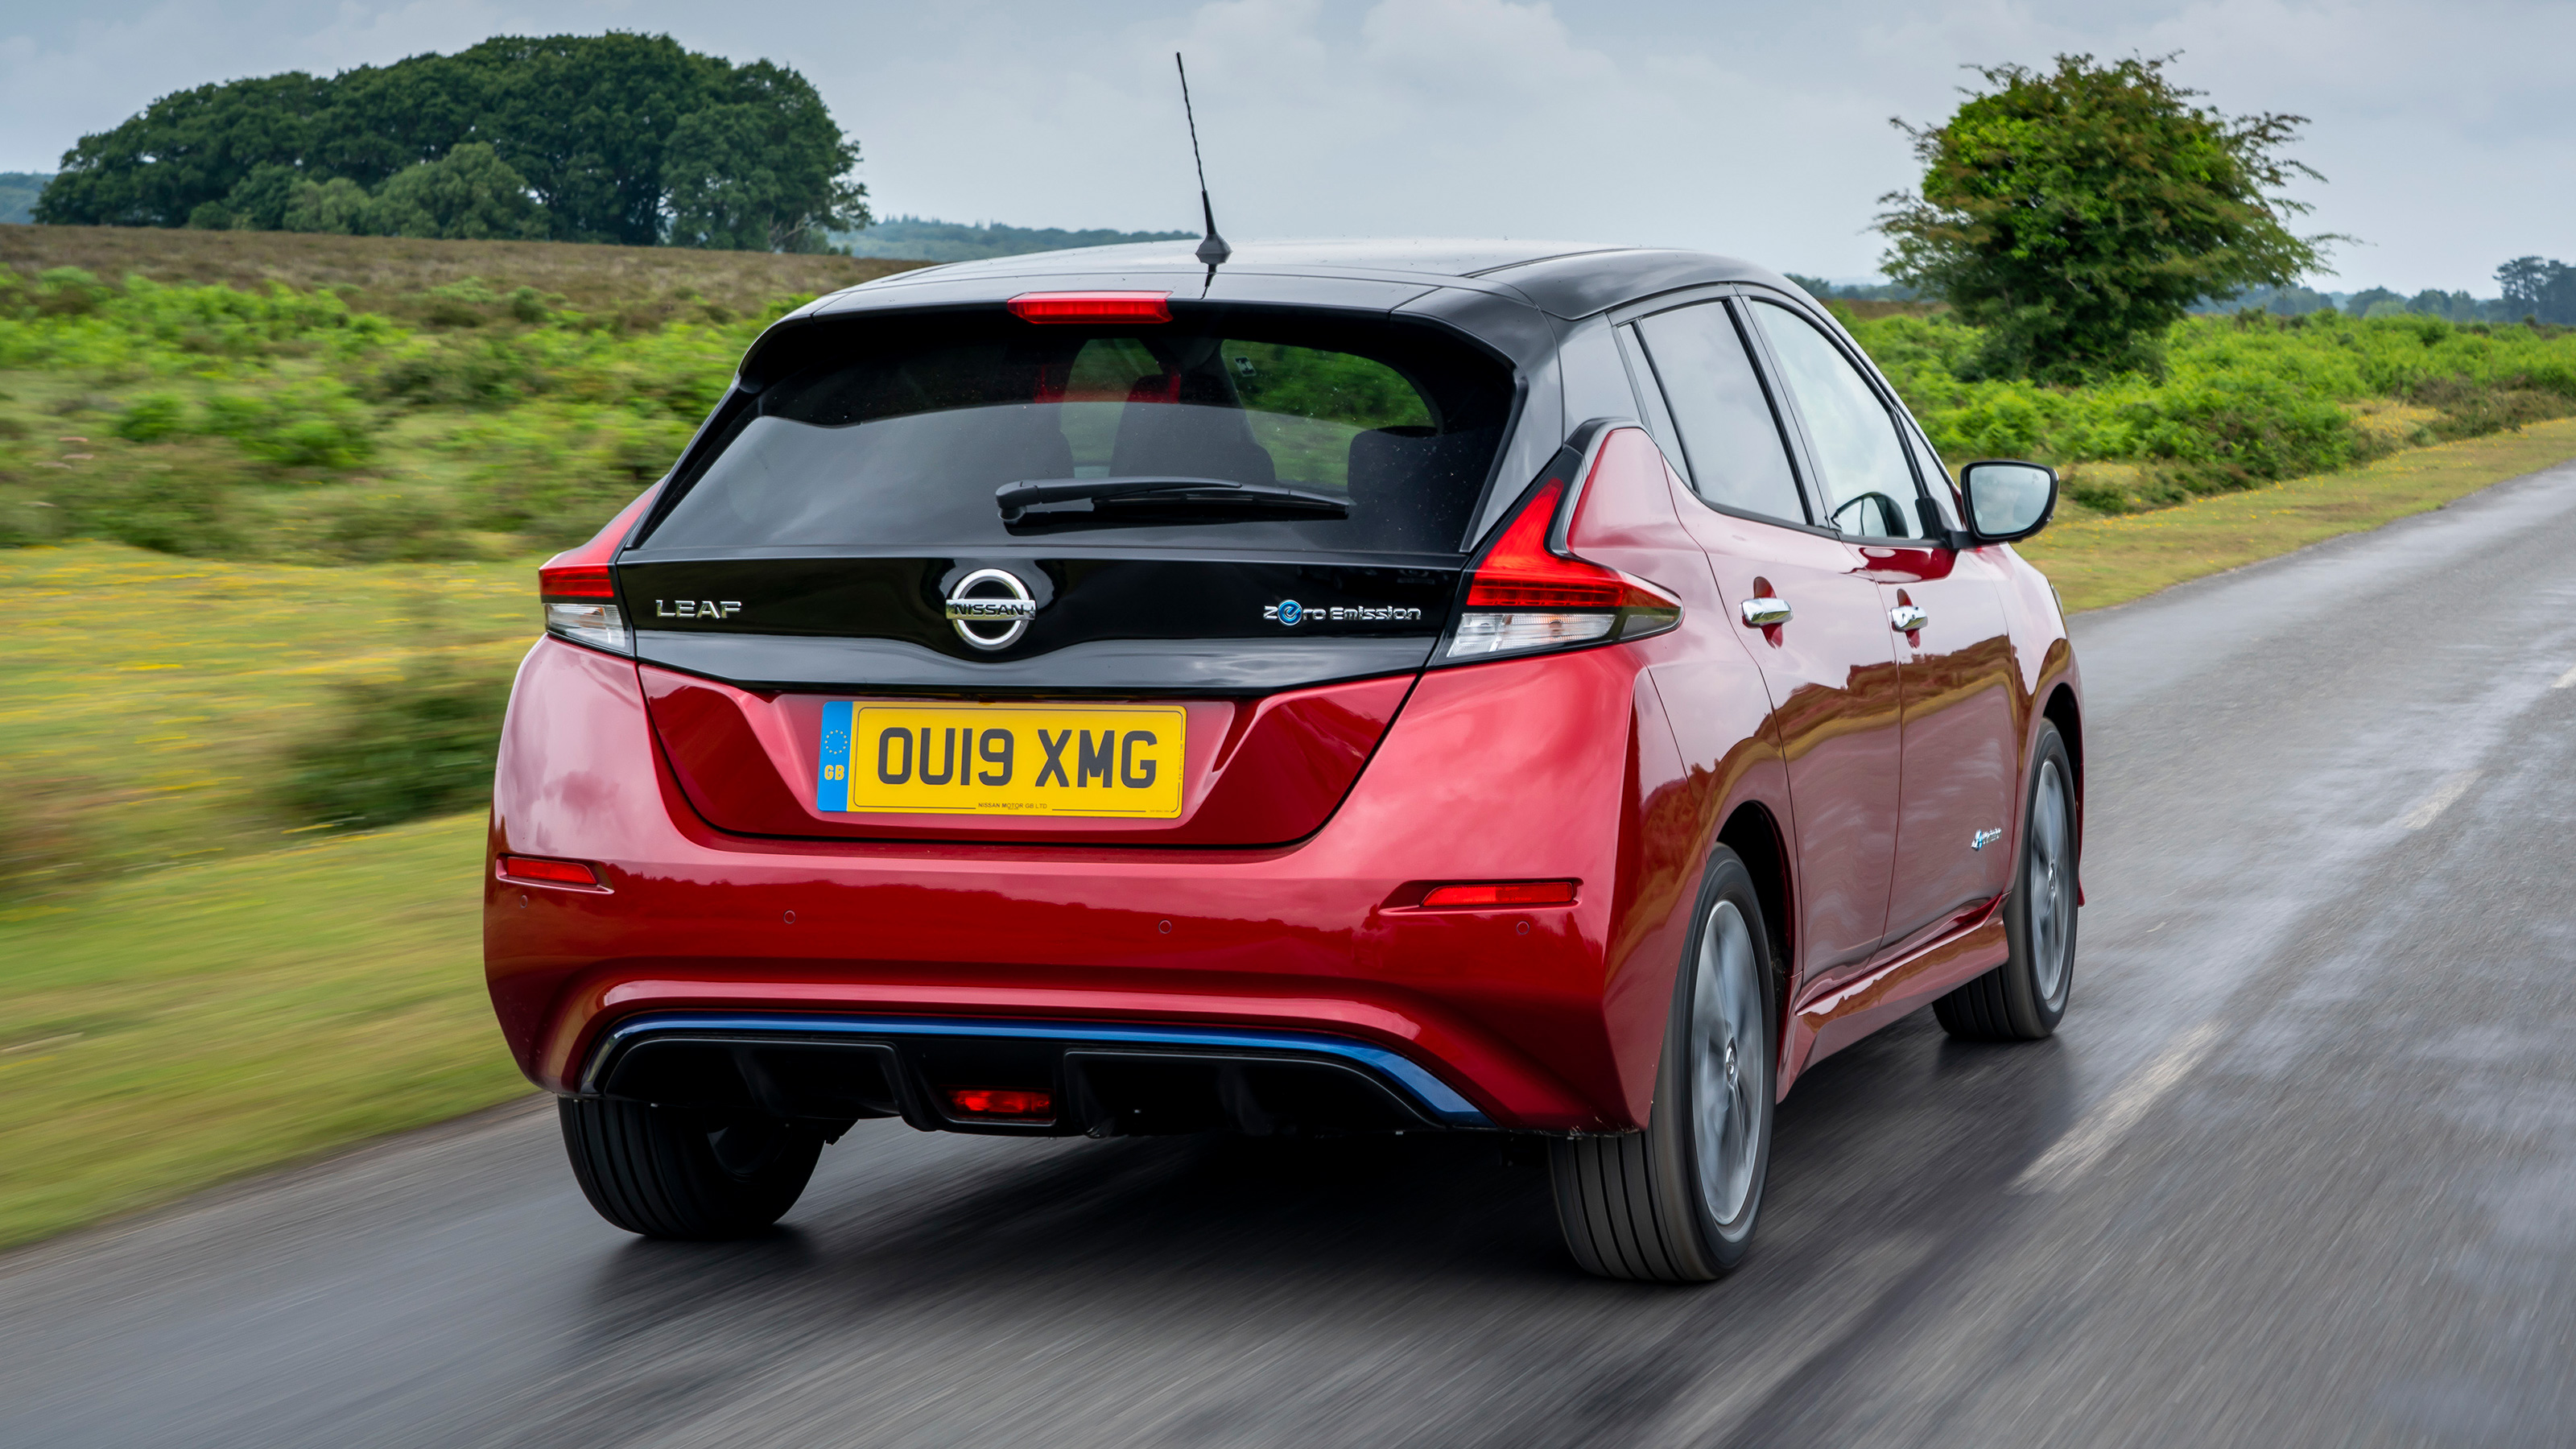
top-left (0, 811), bottom-right (515, 1248)
top-left (7, 228), bottom-right (2576, 1251)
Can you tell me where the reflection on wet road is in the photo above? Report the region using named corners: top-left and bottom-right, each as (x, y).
top-left (7, 460), bottom-right (2576, 1447)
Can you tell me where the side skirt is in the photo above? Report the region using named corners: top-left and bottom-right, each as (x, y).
top-left (1783, 895), bottom-right (2008, 1087)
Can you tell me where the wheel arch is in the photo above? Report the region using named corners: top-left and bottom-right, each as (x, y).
top-left (2041, 681), bottom-right (2083, 804)
top-left (1715, 801), bottom-right (1793, 1050)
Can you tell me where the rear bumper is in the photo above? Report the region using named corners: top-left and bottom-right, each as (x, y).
top-left (487, 634), bottom-right (1710, 1133)
top-left (584, 1013), bottom-right (1493, 1136)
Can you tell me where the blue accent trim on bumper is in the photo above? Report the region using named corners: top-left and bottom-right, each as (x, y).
top-left (591, 1013), bottom-right (1493, 1129)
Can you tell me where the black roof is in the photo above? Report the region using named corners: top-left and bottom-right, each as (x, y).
top-left (821, 238), bottom-right (1801, 320)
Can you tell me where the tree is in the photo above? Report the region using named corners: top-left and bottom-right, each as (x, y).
top-left (663, 64), bottom-right (867, 252)
top-left (31, 34), bottom-right (859, 251)
top-left (282, 177), bottom-right (369, 234)
top-left (35, 72), bottom-right (330, 227)
top-left (361, 144), bottom-right (549, 240)
top-left (443, 33), bottom-right (735, 245)
top-left (1877, 55), bottom-right (2330, 381)
top-left (2497, 258), bottom-right (2576, 325)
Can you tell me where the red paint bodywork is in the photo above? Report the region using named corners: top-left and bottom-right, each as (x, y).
top-left (485, 427), bottom-right (2081, 1131)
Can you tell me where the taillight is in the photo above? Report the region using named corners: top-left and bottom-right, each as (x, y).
top-left (538, 485), bottom-right (659, 655)
top-left (1445, 475), bottom-right (1681, 660)
top-left (1006, 291), bottom-right (1172, 324)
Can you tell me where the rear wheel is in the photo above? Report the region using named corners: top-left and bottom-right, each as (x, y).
top-left (1550, 849), bottom-right (1776, 1282)
top-left (1935, 722), bottom-right (2079, 1042)
top-left (559, 1096), bottom-right (821, 1239)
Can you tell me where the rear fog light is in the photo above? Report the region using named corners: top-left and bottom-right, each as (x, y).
top-left (947, 1088), bottom-right (1055, 1121)
top-left (1422, 880), bottom-right (1579, 908)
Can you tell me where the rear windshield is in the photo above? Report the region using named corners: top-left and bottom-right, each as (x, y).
top-left (642, 310), bottom-right (1513, 555)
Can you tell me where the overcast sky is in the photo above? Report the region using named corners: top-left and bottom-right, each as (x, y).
top-left (2, 0), bottom-right (2566, 292)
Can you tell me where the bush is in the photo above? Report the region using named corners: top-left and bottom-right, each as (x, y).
top-left (114, 393), bottom-right (188, 442)
top-left (451, 403), bottom-right (693, 543)
top-left (282, 654), bottom-right (512, 830)
top-left (72, 463), bottom-right (246, 556)
top-left (2403, 378), bottom-right (2576, 441)
top-left (198, 384), bottom-right (376, 469)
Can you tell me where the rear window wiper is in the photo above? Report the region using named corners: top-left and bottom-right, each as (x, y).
top-left (997, 477), bottom-right (1349, 523)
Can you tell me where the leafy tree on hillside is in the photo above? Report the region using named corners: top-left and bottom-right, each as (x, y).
top-left (1877, 55), bottom-right (2330, 382)
top-left (32, 33), bottom-right (863, 251)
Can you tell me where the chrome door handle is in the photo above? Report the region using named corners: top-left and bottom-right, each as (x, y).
top-left (1740, 597), bottom-right (1793, 627)
top-left (1889, 603), bottom-right (1930, 631)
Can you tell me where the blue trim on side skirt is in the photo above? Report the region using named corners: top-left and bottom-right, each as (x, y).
top-left (591, 1013), bottom-right (1493, 1128)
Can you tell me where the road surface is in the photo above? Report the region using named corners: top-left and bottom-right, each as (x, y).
top-left (8, 460), bottom-right (2576, 1447)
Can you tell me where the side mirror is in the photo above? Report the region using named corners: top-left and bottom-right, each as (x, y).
top-left (1959, 460), bottom-right (2058, 543)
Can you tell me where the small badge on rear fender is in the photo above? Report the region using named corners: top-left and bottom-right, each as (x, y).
top-left (1971, 828), bottom-right (2004, 851)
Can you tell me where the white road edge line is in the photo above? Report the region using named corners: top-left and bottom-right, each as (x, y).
top-left (2555, 663), bottom-right (2576, 689)
top-left (2400, 770), bottom-right (2481, 831)
top-left (2010, 1021), bottom-right (2226, 1194)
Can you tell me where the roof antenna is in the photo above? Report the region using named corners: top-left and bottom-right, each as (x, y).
top-left (1174, 52), bottom-right (1230, 284)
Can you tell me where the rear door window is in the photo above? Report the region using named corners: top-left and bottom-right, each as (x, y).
top-left (1632, 301), bottom-right (1810, 526)
top-left (644, 313), bottom-right (1511, 555)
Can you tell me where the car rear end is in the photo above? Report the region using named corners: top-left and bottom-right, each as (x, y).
top-left (486, 260), bottom-right (1688, 1144)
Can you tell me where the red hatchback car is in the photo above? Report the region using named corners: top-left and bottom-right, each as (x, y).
top-left (487, 241), bottom-right (2082, 1281)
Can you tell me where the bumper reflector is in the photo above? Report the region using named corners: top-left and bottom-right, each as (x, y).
top-left (1422, 879), bottom-right (1579, 908)
top-left (497, 855), bottom-right (603, 889)
top-left (947, 1087), bottom-right (1055, 1121)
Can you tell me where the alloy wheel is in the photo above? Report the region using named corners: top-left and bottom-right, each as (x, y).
top-left (2028, 760), bottom-right (2075, 1009)
top-left (1690, 900), bottom-right (1768, 1231)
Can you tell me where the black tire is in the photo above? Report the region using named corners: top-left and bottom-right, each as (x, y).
top-left (1935, 721), bottom-right (2079, 1042)
top-left (558, 1096), bottom-right (821, 1239)
top-left (1550, 848), bottom-right (1777, 1282)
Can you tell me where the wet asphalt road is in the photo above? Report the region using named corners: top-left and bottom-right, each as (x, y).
top-left (9, 461), bottom-right (2576, 1448)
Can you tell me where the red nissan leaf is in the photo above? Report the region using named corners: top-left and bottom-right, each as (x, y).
top-left (487, 241), bottom-right (2082, 1281)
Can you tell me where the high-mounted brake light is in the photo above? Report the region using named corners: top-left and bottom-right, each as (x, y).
top-left (1006, 291), bottom-right (1173, 324)
top-left (1446, 473), bottom-right (1681, 659)
top-left (1422, 880), bottom-right (1579, 909)
top-left (947, 1088), bottom-right (1055, 1121)
top-left (537, 484), bottom-right (659, 655)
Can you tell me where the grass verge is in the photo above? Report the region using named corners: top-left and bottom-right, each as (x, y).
top-left (2022, 417), bottom-right (2576, 612)
top-left (0, 543), bottom-right (536, 884)
top-left (0, 811), bottom-right (521, 1250)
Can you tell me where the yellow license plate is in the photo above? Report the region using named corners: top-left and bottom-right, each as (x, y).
top-left (816, 702), bottom-right (1187, 818)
